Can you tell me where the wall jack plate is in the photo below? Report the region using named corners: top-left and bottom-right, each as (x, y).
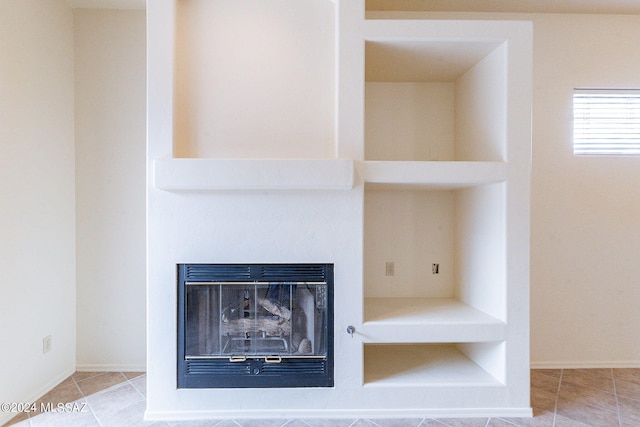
top-left (43, 335), bottom-right (52, 354)
top-left (385, 261), bottom-right (395, 276)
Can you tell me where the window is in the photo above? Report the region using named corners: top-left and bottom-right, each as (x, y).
top-left (573, 89), bottom-right (640, 156)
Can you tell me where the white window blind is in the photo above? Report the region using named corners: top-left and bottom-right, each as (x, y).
top-left (573, 89), bottom-right (640, 156)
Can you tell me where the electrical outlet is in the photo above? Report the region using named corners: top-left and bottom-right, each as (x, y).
top-left (385, 261), bottom-right (395, 276)
top-left (43, 335), bottom-right (52, 354)
top-left (432, 263), bottom-right (439, 274)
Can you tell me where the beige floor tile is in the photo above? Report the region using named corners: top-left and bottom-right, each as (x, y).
top-left (75, 372), bottom-right (127, 396)
top-left (553, 414), bottom-right (592, 427)
top-left (301, 419), bottom-right (356, 427)
top-left (530, 387), bottom-right (558, 412)
top-left (29, 400), bottom-right (98, 427)
top-left (34, 377), bottom-right (83, 414)
top-left (72, 371), bottom-right (105, 382)
top-left (92, 399), bottom-right (170, 427)
top-left (215, 421), bottom-right (243, 427)
top-left (236, 419), bottom-right (288, 427)
top-left (485, 419), bottom-right (519, 427)
top-left (368, 419), bottom-right (424, 427)
top-left (561, 369), bottom-right (615, 394)
top-left (348, 421), bottom-right (378, 427)
top-left (530, 370), bottom-right (561, 394)
top-left (532, 369), bottom-right (562, 379)
top-left (615, 377), bottom-right (640, 401)
top-left (500, 409), bottom-right (556, 427)
top-left (84, 382), bottom-right (144, 420)
top-left (618, 395), bottom-right (640, 424)
top-left (564, 368), bottom-right (612, 378)
top-left (556, 396), bottom-right (619, 427)
top-left (430, 419), bottom-right (489, 427)
top-left (1, 411), bottom-right (29, 427)
top-left (557, 381), bottom-right (618, 412)
top-left (420, 420), bottom-right (450, 427)
top-left (129, 373), bottom-right (147, 398)
top-left (168, 420), bottom-right (226, 427)
top-left (614, 369), bottom-right (640, 385)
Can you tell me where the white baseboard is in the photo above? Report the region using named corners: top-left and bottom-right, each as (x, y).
top-left (0, 366), bottom-right (76, 426)
top-left (531, 361), bottom-right (640, 369)
top-left (75, 364), bottom-right (146, 372)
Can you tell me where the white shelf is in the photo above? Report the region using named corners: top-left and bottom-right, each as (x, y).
top-left (363, 298), bottom-right (505, 343)
top-left (360, 161), bottom-right (507, 190)
top-left (153, 158), bottom-right (354, 191)
top-left (364, 344), bottom-right (504, 387)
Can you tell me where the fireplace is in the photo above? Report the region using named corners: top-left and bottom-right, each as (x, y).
top-left (177, 263), bottom-right (334, 388)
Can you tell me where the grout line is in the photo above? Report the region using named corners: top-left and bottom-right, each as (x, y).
top-left (69, 375), bottom-right (84, 398)
top-left (611, 368), bottom-right (622, 427)
top-left (551, 368), bottom-right (564, 427)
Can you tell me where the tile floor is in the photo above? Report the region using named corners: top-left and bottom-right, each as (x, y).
top-left (3, 369), bottom-right (640, 427)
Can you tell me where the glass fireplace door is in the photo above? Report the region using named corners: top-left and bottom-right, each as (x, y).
top-left (185, 281), bottom-right (328, 359)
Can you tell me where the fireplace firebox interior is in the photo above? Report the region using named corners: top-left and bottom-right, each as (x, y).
top-left (177, 264), bottom-right (334, 388)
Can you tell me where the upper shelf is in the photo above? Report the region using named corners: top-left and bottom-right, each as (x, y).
top-left (360, 160), bottom-right (507, 190)
top-left (153, 158), bottom-right (354, 191)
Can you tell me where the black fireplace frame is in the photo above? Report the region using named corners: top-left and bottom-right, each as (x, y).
top-left (177, 263), bottom-right (334, 389)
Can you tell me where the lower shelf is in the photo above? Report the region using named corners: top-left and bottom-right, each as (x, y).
top-left (363, 343), bottom-right (503, 387)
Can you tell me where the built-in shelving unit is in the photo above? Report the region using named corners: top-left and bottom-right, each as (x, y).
top-left (355, 9), bottom-right (532, 415)
top-left (146, 0), bottom-right (531, 419)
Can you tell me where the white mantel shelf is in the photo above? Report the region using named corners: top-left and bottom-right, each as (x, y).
top-left (360, 161), bottom-right (507, 190)
top-left (153, 158), bottom-right (354, 191)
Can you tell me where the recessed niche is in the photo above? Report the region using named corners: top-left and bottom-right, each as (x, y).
top-left (173, 0), bottom-right (336, 159)
top-left (363, 182), bottom-right (506, 322)
top-left (365, 40), bottom-right (507, 162)
top-left (363, 343), bottom-right (505, 387)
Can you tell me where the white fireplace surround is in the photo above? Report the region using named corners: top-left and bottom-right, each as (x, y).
top-left (146, 0), bottom-right (531, 420)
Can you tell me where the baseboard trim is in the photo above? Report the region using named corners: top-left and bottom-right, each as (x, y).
top-left (0, 366), bottom-right (76, 426)
top-left (76, 364), bottom-right (147, 372)
top-left (531, 361), bottom-right (640, 369)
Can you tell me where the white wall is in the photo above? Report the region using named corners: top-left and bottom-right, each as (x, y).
top-left (529, 14), bottom-right (640, 367)
top-left (74, 9), bottom-right (147, 371)
top-left (0, 0), bottom-right (76, 422)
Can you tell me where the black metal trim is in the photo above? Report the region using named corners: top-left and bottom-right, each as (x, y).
top-left (177, 263), bottom-right (334, 389)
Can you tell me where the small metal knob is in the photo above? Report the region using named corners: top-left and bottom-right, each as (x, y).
top-left (346, 325), bottom-right (355, 337)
